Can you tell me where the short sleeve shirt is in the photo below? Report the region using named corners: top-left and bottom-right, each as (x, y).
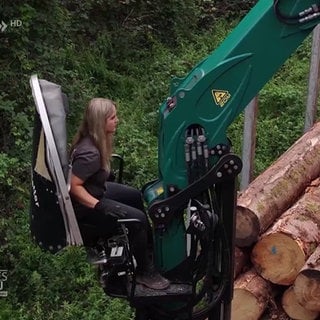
top-left (72, 136), bottom-right (109, 200)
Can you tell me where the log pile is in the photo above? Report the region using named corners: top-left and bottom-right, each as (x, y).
top-left (293, 245), bottom-right (320, 313)
top-left (231, 123), bottom-right (320, 320)
top-left (232, 269), bottom-right (271, 320)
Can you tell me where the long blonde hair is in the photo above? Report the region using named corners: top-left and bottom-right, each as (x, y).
top-left (71, 98), bottom-right (116, 170)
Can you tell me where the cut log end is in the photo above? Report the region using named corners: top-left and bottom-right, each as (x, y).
top-left (251, 232), bottom-right (305, 285)
top-left (294, 272), bottom-right (320, 311)
top-left (282, 286), bottom-right (319, 320)
top-left (235, 206), bottom-right (260, 247)
top-left (231, 289), bottom-right (264, 320)
top-left (232, 269), bottom-right (271, 320)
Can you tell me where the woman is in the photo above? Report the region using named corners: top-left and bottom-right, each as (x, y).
top-left (70, 98), bottom-right (169, 290)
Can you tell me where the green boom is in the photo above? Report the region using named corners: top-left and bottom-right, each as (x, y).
top-left (145, 0), bottom-right (320, 271)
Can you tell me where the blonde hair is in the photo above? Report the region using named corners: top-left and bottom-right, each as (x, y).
top-left (71, 98), bottom-right (116, 170)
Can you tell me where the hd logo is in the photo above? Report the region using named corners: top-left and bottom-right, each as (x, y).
top-left (0, 19), bottom-right (23, 32)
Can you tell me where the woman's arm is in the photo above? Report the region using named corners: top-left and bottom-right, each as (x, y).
top-left (70, 174), bottom-right (99, 209)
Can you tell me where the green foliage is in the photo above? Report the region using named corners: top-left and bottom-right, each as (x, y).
top-left (199, 0), bottom-right (256, 27)
top-left (253, 36), bottom-right (312, 174)
top-left (0, 153), bottom-right (19, 189)
top-left (1, 210), bottom-right (134, 320)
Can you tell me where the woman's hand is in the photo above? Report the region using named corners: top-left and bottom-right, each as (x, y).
top-left (94, 198), bottom-right (126, 219)
top-left (70, 173), bottom-right (99, 208)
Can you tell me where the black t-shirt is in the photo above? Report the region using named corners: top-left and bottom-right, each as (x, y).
top-left (71, 136), bottom-right (109, 217)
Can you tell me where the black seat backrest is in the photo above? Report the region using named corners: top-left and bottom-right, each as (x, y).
top-left (30, 75), bottom-right (83, 253)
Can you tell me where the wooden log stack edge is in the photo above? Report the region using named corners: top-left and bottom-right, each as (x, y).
top-left (235, 122), bottom-right (320, 247)
top-left (231, 269), bottom-right (272, 320)
top-left (293, 244), bottom-right (320, 312)
top-left (231, 122), bottom-right (320, 320)
top-left (251, 178), bottom-right (320, 286)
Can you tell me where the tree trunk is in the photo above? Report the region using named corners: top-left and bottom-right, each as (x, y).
top-left (234, 246), bottom-right (249, 279)
top-left (281, 286), bottom-right (319, 320)
top-left (231, 269), bottom-right (271, 320)
top-left (251, 178), bottom-right (320, 285)
top-left (235, 122), bottom-right (320, 247)
top-left (251, 233), bottom-right (305, 286)
top-left (293, 245), bottom-right (320, 311)
top-left (262, 297), bottom-right (291, 320)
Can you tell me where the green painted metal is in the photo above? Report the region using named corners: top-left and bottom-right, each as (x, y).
top-left (153, 217), bottom-right (186, 272)
top-left (144, 0), bottom-right (320, 275)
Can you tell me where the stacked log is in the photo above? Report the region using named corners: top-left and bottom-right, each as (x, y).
top-left (231, 123), bottom-right (320, 319)
top-left (251, 177), bottom-right (320, 286)
top-left (233, 180), bottom-right (320, 319)
top-left (235, 122), bottom-right (320, 247)
top-left (234, 246), bottom-right (249, 278)
top-left (282, 286), bottom-right (319, 320)
top-left (293, 245), bottom-right (320, 312)
top-left (231, 269), bottom-right (271, 320)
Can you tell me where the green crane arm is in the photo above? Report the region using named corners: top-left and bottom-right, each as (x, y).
top-left (145, 0), bottom-right (320, 205)
top-left (138, 1), bottom-right (320, 319)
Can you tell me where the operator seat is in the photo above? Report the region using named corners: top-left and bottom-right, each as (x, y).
top-left (30, 74), bottom-right (83, 252)
top-left (29, 74), bottom-right (125, 251)
top-left (29, 75), bottom-right (136, 301)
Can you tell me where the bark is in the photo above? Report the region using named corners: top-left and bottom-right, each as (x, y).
top-left (235, 122), bottom-right (320, 247)
top-left (262, 299), bottom-right (291, 320)
top-left (251, 178), bottom-right (320, 285)
top-left (234, 246), bottom-right (249, 279)
top-left (293, 245), bottom-right (320, 311)
top-left (281, 286), bottom-right (319, 320)
top-left (231, 269), bottom-right (271, 320)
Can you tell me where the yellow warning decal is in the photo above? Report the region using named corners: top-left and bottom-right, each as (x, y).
top-left (212, 89), bottom-right (231, 107)
top-left (155, 186), bottom-right (164, 196)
